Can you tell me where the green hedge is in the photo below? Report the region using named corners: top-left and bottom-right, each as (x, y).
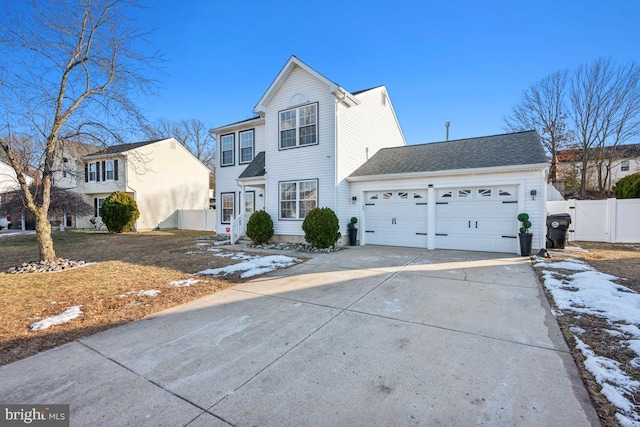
top-left (301, 207), bottom-right (341, 249)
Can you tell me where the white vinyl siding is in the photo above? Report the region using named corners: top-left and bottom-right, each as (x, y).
top-left (279, 179), bottom-right (317, 220)
top-left (264, 67), bottom-right (336, 237)
top-left (279, 103), bottom-right (318, 149)
top-left (221, 134), bottom-right (235, 166)
top-left (239, 130), bottom-right (254, 164)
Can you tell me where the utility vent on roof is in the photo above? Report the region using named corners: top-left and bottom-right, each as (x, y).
top-left (381, 92), bottom-right (387, 107)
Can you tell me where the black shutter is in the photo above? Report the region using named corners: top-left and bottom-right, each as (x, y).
top-left (101, 161), bottom-right (106, 181)
top-left (94, 198), bottom-right (98, 217)
top-left (96, 162), bottom-right (101, 182)
top-left (114, 160), bottom-right (119, 181)
top-left (84, 164), bottom-right (88, 182)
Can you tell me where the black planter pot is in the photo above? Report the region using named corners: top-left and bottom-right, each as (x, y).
top-left (519, 233), bottom-right (533, 256)
top-left (348, 228), bottom-right (358, 246)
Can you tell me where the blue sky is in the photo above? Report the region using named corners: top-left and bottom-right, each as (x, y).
top-left (135, 0), bottom-right (640, 145)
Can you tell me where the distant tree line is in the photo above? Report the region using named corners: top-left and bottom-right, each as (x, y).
top-left (504, 58), bottom-right (640, 197)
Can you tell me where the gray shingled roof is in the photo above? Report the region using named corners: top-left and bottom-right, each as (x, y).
top-left (84, 139), bottom-right (163, 158)
top-left (238, 151), bottom-right (265, 179)
top-left (349, 131), bottom-right (547, 178)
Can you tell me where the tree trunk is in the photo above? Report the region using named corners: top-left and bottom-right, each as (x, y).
top-left (35, 209), bottom-right (56, 261)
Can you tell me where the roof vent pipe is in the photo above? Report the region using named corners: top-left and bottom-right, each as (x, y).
top-left (445, 121), bottom-right (450, 141)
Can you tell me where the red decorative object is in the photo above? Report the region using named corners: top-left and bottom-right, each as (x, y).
top-left (226, 227), bottom-right (230, 233)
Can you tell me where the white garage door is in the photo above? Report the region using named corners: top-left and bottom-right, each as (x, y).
top-left (435, 186), bottom-right (519, 253)
top-left (364, 190), bottom-right (428, 248)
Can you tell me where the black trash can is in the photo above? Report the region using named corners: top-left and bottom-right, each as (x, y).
top-left (546, 213), bottom-right (572, 249)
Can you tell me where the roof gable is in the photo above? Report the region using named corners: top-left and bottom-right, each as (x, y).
top-left (254, 56), bottom-right (358, 114)
top-left (349, 131), bottom-right (547, 178)
top-left (238, 151), bottom-right (266, 179)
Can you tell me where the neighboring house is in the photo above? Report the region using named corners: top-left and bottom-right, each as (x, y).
top-left (1, 159), bottom-right (35, 229)
top-left (212, 55), bottom-right (406, 245)
top-left (76, 138), bottom-right (210, 231)
top-left (214, 56), bottom-right (549, 254)
top-left (557, 143), bottom-right (640, 193)
top-left (50, 140), bottom-right (100, 228)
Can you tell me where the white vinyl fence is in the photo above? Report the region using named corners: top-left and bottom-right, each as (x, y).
top-left (177, 209), bottom-right (216, 232)
top-left (547, 199), bottom-right (640, 243)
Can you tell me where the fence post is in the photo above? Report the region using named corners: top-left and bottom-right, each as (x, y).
top-left (607, 198), bottom-right (617, 243)
top-left (568, 199), bottom-right (576, 242)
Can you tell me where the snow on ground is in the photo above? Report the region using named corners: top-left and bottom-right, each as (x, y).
top-left (137, 290), bottom-right (160, 297)
top-left (30, 306), bottom-right (82, 331)
top-left (197, 254), bottom-right (301, 279)
top-left (535, 257), bottom-right (640, 425)
top-left (169, 279), bottom-right (199, 287)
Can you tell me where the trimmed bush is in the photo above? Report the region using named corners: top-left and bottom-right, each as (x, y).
top-left (302, 207), bottom-right (341, 249)
top-left (613, 172), bottom-right (640, 199)
top-left (246, 210), bottom-right (274, 244)
top-left (101, 191), bottom-right (140, 233)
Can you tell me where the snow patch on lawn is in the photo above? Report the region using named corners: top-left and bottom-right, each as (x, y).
top-left (197, 254), bottom-right (300, 278)
top-left (536, 259), bottom-right (640, 424)
top-left (30, 306), bottom-right (82, 331)
top-left (169, 279), bottom-right (199, 287)
top-left (137, 290), bottom-right (160, 297)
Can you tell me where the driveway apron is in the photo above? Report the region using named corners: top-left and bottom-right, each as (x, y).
top-left (0, 246), bottom-right (599, 426)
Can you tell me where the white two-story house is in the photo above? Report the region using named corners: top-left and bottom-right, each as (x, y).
top-left (214, 56), bottom-right (549, 253)
top-left (212, 56), bottom-right (406, 245)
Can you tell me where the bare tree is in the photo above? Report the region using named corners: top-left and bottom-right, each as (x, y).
top-left (505, 71), bottom-right (573, 183)
top-left (0, 0), bottom-right (158, 261)
top-left (569, 58), bottom-right (640, 197)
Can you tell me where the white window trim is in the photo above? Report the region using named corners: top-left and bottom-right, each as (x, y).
top-left (239, 129), bottom-right (255, 164)
top-left (279, 103), bottom-right (318, 150)
top-left (104, 160), bottom-right (115, 181)
top-left (221, 134), bottom-right (235, 167)
top-left (221, 192), bottom-right (235, 224)
top-left (279, 179), bottom-right (318, 220)
top-left (88, 163), bottom-right (97, 182)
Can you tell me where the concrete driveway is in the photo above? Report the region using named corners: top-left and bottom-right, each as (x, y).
top-left (0, 246), bottom-right (599, 426)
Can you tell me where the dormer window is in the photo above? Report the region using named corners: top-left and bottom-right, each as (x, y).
top-left (279, 103), bottom-right (318, 149)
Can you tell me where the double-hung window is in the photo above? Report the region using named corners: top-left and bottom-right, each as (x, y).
top-left (104, 160), bottom-right (115, 181)
top-left (239, 130), bottom-right (254, 164)
top-left (221, 193), bottom-right (235, 224)
top-left (279, 103), bottom-right (318, 149)
top-left (279, 179), bottom-right (317, 220)
top-left (621, 160), bottom-right (630, 172)
top-left (221, 134), bottom-right (235, 166)
top-left (94, 197), bottom-right (105, 217)
top-left (88, 163), bottom-right (97, 181)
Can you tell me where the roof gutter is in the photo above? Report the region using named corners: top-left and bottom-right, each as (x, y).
top-left (347, 162), bottom-right (550, 182)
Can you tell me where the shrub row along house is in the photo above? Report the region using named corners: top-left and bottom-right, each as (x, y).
top-left (213, 56), bottom-right (549, 254)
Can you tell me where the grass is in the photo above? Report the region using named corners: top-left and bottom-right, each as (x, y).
top-left (0, 230), bottom-right (254, 366)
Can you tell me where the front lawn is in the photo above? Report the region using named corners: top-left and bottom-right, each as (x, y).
top-left (0, 230), bottom-right (299, 366)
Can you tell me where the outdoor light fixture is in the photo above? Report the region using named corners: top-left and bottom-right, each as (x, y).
top-left (352, 196), bottom-right (357, 204)
top-left (530, 189), bottom-right (537, 200)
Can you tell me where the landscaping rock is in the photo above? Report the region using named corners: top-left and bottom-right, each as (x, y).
top-left (6, 258), bottom-right (87, 274)
top-left (248, 242), bottom-right (343, 254)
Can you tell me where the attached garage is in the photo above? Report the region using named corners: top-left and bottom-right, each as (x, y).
top-left (347, 131), bottom-right (549, 254)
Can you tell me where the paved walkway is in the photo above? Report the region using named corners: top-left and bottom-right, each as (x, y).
top-left (0, 246), bottom-right (599, 426)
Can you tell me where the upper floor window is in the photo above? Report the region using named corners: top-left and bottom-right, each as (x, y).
top-left (221, 134), bottom-right (235, 166)
top-left (239, 130), bottom-right (254, 164)
top-left (85, 160), bottom-right (118, 182)
top-left (62, 158), bottom-right (68, 178)
top-left (104, 160), bottom-right (115, 181)
top-left (279, 103), bottom-right (318, 149)
top-left (621, 160), bottom-right (630, 172)
top-left (88, 162), bottom-right (97, 181)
